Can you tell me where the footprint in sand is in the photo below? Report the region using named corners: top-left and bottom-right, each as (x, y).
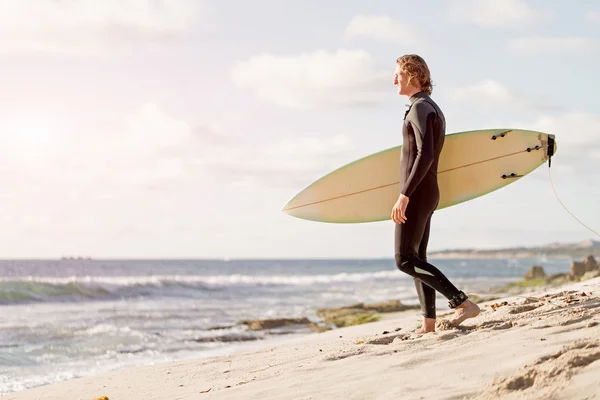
top-left (545, 290), bottom-right (580, 299)
top-left (475, 339), bottom-right (600, 399)
top-left (366, 333), bottom-right (409, 345)
top-left (508, 302), bottom-right (545, 314)
top-left (473, 320), bottom-right (516, 331)
top-left (324, 347), bottom-right (366, 361)
top-left (435, 319), bottom-right (455, 331)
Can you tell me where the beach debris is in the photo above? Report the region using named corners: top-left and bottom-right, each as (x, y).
top-left (382, 330), bottom-right (390, 334)
top-left (200, 388), bottom-right (212, 393)
top-left (94, 397), bottom-right (109, 400)
top-left (490, 301), bottom-right (509, 311)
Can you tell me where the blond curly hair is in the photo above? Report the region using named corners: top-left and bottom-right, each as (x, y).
top-left (396, 54), bottom-right (434, 95)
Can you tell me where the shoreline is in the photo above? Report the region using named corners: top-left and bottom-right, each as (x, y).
top-left (0, 257), bottom-right (557, 395)
top-left (6, 275), bottom-right (600, 400)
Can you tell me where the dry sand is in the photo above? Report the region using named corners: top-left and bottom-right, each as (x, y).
top-left (5, 277), bottom-right (600, 400)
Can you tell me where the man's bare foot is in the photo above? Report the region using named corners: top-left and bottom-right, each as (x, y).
top-left (419, 317), bottom-right (436, 334)
top-left (450, 300), bottom-right (480, 327)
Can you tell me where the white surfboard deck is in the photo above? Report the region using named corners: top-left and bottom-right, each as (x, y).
top-left (282, 128), bottom-right (557, 223)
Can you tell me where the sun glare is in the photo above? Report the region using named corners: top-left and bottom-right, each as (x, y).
top-left (3, 117), bottom-right (57, 149)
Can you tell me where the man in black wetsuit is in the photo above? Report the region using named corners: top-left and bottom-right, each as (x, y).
top-left (391, 54), bottom-right (480, 333)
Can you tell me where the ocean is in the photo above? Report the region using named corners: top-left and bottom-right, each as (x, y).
top-left (0, 256), bottom-right (572, 394)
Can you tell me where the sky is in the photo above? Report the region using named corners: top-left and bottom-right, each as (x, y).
top-left (0, 0), bottom-right (599, 259)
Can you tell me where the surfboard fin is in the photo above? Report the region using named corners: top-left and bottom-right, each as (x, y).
top-left (547, 134), bottom-right (556, 167)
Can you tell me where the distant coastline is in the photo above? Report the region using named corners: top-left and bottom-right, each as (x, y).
top-left (31, 239), bottom-right (599, 261)
top-left (429, 239), bottom-right (599, 259)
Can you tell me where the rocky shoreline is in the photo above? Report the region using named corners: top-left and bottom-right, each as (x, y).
top-left (204, 255), bottom-right (600, 341)
top-left (202, 300), bottom-right (421, 341)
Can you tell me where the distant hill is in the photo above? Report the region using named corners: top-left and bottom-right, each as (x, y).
top-left (429, 239), bottom-right (600, 259)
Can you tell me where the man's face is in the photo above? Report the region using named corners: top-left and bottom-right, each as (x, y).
top-left (393, 65), bottom-right (410, 95)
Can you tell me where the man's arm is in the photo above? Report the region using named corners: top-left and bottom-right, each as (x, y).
top-left (400, 101), bottom-right (435, 197)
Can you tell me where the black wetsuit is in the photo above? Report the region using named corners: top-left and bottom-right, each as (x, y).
top-left (394, 91), bottom-right (467, 318)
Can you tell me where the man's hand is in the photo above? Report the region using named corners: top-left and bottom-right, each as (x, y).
top-left (391, 194), bottom-right (409, 224)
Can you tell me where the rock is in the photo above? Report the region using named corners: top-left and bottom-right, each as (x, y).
top-left (524, 265), bottom-right (546, 280)
top-left (580, 270), bottom-right (600, 281)
top-left (316, 300), bottom-right (419, 328)
top-left (316, 300), bottom-right (418, 321)
top-left (240, 317), bottom-right (312, 331)
top-left (206, 324), bottom-right (236, 331)
top-left (308, 322), bottom-right (331, 333)
top-left (546, 273), bottom-right (568, 284)
top-left (191, 334), bottom-right (261, 343)
top-left (332, 312), bottom-right (380, 328)
top-left (585, 255), bottom-right (598, 272)
top-left (363, 300), bottom-right (418, 313)
top-left (571, 260), bottom-right (587, 278)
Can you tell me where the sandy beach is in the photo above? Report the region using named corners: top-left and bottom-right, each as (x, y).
top-left (4, 276), bottom-right (599, 400)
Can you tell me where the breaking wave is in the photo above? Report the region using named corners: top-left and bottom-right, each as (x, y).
top-left (0, 270), bottom-right (399, 304)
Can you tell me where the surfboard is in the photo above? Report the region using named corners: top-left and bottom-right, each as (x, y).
top-left (282, 128), bottom-right (557, 223)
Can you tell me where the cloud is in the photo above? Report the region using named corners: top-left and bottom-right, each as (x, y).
top-left (508, 36), bottom-right (597, 54)
top-left (585, 11), bottom-right (600, 22)
top-left (231, 49), bottom-right (391, 109)
top-left (191, 133), bottom-right (357, 189)
top-left (0, 0), bottom-right (202, 55)
top-left (453, 80), bottom-right (513, 103)
top-left (521, 113), bottom-right (600, 149)
top-left (448, 0), bottom-right (553, 27)
top-left (0, 103), bottom-right (358, 196)
top-left (344, 15), bottom-right (421, 45)
top-left (450, 79), bottom-right (560, 111)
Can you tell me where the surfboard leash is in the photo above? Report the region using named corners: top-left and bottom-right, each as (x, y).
top-left (546, 135), bottom-right (599, 238)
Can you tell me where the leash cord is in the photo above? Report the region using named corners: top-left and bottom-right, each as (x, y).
top-left (548, 164), bottom-right (599, 238)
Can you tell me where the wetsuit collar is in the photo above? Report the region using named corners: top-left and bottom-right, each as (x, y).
top-left (409, 91), bottom-right (429, 104)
